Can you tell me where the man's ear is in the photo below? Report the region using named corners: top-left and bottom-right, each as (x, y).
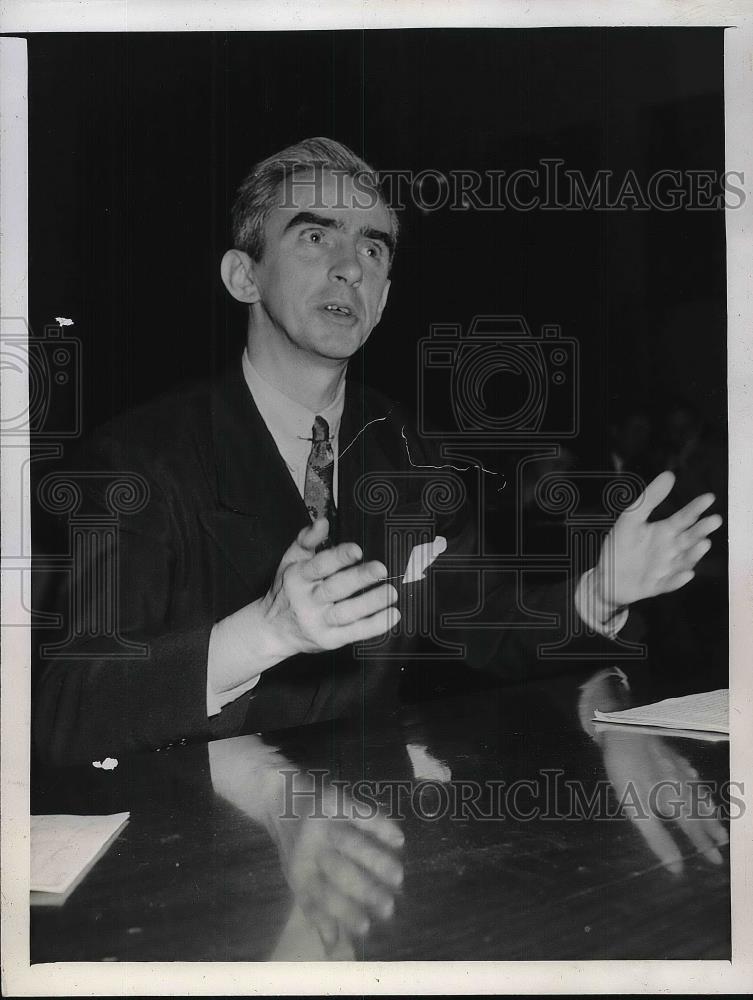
top-left (220, 249), bottom-right (260, 304)
top-left (374, 278), bottom-right (391, 325)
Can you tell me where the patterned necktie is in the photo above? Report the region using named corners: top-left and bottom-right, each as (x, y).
top-left (304, 416), bottom-right (337, 544)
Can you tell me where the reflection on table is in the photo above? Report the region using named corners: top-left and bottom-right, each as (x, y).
top-left (31, 665), bottom-right (731, 961)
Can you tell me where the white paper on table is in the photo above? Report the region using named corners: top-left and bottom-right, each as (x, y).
top-left (593, 689), bottom-right (728, 735)
top-left (402, 535), bottom-right (447, 584)
top-left (31, 812), bottom-right (130, 897)
top-left (592, 721), bottom-right (728, 743)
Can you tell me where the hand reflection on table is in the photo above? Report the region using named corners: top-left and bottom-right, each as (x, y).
top-left (578, 668), bottom-right (729, 875)
top-left (208, 735), bottom-right (404, 960)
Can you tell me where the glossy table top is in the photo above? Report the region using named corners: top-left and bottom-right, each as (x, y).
top-left (31, 666), bottom-right (730, 962)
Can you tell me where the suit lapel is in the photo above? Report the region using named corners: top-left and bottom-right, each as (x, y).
top-left (204, 366), bottom-right (407, 595)
top-left (204, 366), bottom-right (311, 593)
top-left (210, 365), bottom-right (309, 522)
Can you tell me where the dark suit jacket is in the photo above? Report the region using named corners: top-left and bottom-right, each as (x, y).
top-left (32, 364), bottom-right (607, 766)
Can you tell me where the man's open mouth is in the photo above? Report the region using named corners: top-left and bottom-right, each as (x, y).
top-left (323, 303), bottom-right (354, 317)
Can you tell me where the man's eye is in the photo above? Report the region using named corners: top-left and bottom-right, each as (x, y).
top-left (362, 242), bottom-right (385, 260)
top-left (303, 229), bottom-right (326, 244)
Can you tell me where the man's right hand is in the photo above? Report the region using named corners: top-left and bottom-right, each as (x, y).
top-left (261, 517), bottom-right (400, 658)
top-left (208, 518), bottom-right (400, 702)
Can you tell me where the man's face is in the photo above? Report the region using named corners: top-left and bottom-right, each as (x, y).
top-left (248, 169), bottom-right (393, 363)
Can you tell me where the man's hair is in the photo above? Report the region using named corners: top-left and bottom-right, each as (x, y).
top-left (231, 136), bottom-right (398, 263)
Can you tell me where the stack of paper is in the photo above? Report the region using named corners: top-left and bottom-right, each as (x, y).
top-left (593, 689), bottom-right (729, 737)
top-left (31, 812), bottom-right (129, 906)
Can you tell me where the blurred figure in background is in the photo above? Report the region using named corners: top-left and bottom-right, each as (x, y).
top-left (642, 396), bottom-right (727, 690)
top-left (608, 404), bottom-right (653, 480)
top-left (651, 396), bottom-right (726, 515)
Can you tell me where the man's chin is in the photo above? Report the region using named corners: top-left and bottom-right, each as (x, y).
top-left (311, 346), bottom-right (362, 365)
top-left (306, 329), bottom-right (368, 363)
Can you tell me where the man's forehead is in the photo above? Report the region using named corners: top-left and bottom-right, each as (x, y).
top-left (273, 167), bottom-right (390, 225)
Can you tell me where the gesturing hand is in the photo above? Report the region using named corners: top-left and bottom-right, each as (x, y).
top-left (261, 517), bottom-right (401, 659)
top-left (593, 471), bottom-right (722, 618)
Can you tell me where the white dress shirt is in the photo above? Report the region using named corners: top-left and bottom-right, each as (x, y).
top-left (240, 347), bottom-right (345, 502)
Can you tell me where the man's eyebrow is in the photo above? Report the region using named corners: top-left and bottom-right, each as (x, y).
top-left (283, 211), bottom-right (340, 235)
top-left (283, 211), bottom-right (395, 257)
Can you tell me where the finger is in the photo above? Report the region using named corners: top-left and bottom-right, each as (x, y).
top-left (651, 780), bottom-right (686, 820)
top-left (678, 513), bottom-right (723, 549)
top-left (333, 826), bottom-right (404, 887)
top-left (299, 541), bottom-right (364, 582)
top-left (335, 607), bottom-right (401, 646)
top-left (680, 801), bottom-right (730, 847)
top-left (306, 906), bottom-right (340, 951)
top-left (708, 820), bottom-right (730, 846)
top-left (674, 537), bottom-right (712, 569)
top-left (628, 812), bottom-right (684, 874)
top-left (296, 516), bottom-right (331, 552)
top-left (314, 876), bottom-right (372, 937)
top-left (324, 583), bottom-right (398, 628)
top-left (675, 814), bottom-right (724, 864)
top-left (626, 471), bottom-right (675, 520)
top-left (658, 569), bottom-right (695, 594)
top-left (318, 850), bottom-right (396, 921)
top-left (329, 805), bottom-right (405, 852)
top-left (316, 560), bottom-right (389, 602)
top-left (667, 492), bottom-right (716, 533)
top-left (347, 811), bottom-right (405, 852)
top-left (277, 518), bottom-right (331, 572)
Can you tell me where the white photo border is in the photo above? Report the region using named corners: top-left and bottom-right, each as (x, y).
top-left (2, 2), bottom-right (751, 995)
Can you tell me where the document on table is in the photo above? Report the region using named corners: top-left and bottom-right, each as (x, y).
top-left (592, 721), bottom-right (728, 743)
top-left (31, 812), bottom-right (129, 905)
top-left (593, 689), bottom-right (729, 735)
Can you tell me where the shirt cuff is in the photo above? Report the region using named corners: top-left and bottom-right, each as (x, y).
top-left (208, 736), bottom-right (291, 826)
top-left (206, 618), bottom-right (262, 717)
top-left (574, 568), bottom-right (629, 639)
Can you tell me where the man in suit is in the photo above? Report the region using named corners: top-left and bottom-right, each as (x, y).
top-left (33, 138), bottom-right (722, 766)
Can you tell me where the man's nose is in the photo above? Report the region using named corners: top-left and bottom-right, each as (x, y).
top-left (328, 239), bottom-right (362, 286)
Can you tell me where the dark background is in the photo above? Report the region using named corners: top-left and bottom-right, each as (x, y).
top-left (24, 28), bottom-right (727, 460)
top-left (23, 28), bottom-right (728, 687)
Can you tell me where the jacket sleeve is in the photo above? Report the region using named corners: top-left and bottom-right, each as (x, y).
top-left (32, 431), bottom-right (252, 767)
top-left (397, 421), bottom-right (636, 681)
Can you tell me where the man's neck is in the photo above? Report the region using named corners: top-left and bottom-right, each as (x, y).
top-left (245, 337), bottom-right (347, 413)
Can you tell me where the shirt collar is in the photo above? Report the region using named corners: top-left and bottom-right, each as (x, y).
top-left (241, 348), bottom-right (345, 443)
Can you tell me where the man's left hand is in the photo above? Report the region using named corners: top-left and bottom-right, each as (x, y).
top-left (592, 470), bottom-right (722, 621)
